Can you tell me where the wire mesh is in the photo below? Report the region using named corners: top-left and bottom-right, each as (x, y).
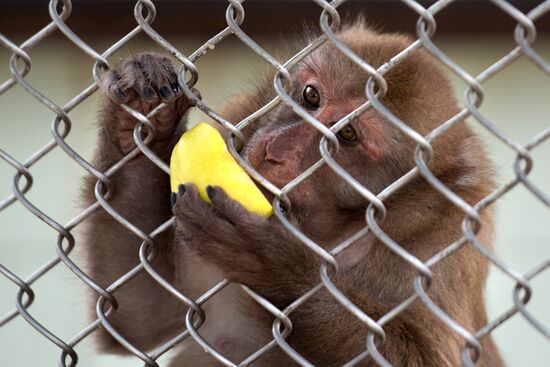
top-left (0, 0), bottom-right (549, 366)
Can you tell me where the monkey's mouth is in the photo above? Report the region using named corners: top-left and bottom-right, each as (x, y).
top-left (245, 153), bottom-right (278, 207)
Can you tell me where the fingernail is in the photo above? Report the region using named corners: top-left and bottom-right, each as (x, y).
top-left (206, 185), bottom-right (215, 199)
top-left (178, 184), bottom-right (186, 196)
top-left (171, 192), bottom-right (177, 207)
top-left (143, 86), bottom-right (156, 99)
top-left (116, 88), bottom-right (128, 100)
top-left (160, 85), bottom-right (173, 100)
top-left (171, 82), bottom-right (180, 93)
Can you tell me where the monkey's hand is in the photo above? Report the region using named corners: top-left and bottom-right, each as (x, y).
top-left (100, 53), bottom-right (200, 154)
top-left (173, 183), bottom-right (319, 303)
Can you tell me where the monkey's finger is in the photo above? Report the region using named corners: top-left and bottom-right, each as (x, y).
top-left (155, 82), bottom-right (192, 125)
top-left (114, 91), bottom-right (151, 129)
top-left (102, 70), bottom-right (131, 104)
top-left (153, 69), bottom-right (177, 103)
top-left (138, 85), bottom-right (160, 105)
top-left (183, 183), bottom-right (199, 200)
top-left (205, 185), bottom-right (270, 241)
top-left (176, 213), bottom-right (236, 246)
top-left (102, 69), bottom-right (142, 119)
top-left (174, 186), bottom-right (242, 242)
top-left (118, 55), bottom-right (171, 106)
top-left (158, 83), bottom-right (176, 102)
top-left (206, 185), bottom-right (253, 224)
top-left (206, 185), bottom-right (290, 245)
top-left (172, 185), bottom-right (268, 269)
top-left (175, 203), bottom-right (261, 268)
top-left (173, 183), bottom-right (214, 219)
top-left (176, 185), bottom-right (229, 224)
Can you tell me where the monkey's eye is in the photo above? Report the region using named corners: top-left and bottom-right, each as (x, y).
top-left (337, 124), bottom-right (358, 143)
top-left (303, 85), bottom-right (320, 110)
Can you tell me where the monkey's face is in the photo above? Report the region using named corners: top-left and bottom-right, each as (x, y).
top-left (242, 60), bottom-right (405, 223)
top-left (234, 28), bottom-right (464, 241)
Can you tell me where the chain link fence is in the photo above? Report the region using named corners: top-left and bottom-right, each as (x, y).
top-left (1, 0), bottom-right (549, 366)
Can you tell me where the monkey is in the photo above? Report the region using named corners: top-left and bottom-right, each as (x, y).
top-left (81, 21), bottom-right (505, 367)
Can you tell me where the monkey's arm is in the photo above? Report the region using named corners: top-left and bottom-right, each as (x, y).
top-left (173, 184), bottom-right (460, 365)
top-left (281, 273), bottom-right (459, 366)
top-left (82, 53), bottom-right (194, 353)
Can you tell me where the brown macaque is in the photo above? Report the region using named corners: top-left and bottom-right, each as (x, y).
top-left (82, 21), bottom-right (505, 367)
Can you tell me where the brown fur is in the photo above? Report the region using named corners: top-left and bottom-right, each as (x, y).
top-left (81, 24), bottom-right (504, 366)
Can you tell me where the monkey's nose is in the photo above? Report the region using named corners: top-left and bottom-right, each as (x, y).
top-left (265, 139), bottom-right (286, 164)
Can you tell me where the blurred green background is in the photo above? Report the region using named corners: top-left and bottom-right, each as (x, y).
top-left (1, 1), bottom-right (549, 366)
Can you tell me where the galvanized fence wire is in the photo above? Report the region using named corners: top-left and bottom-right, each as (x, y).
top-left (0, 0), bottom-right (549, 366)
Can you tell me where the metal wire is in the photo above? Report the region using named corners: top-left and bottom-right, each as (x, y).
top-left (1, 0), bottom-right (549, 366)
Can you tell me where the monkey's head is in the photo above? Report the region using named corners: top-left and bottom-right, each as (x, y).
top-left (239, 24), bottom-right (477, 240)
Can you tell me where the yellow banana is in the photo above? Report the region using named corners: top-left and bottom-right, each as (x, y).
top-left (170, 122), bottom-right (273, 218)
